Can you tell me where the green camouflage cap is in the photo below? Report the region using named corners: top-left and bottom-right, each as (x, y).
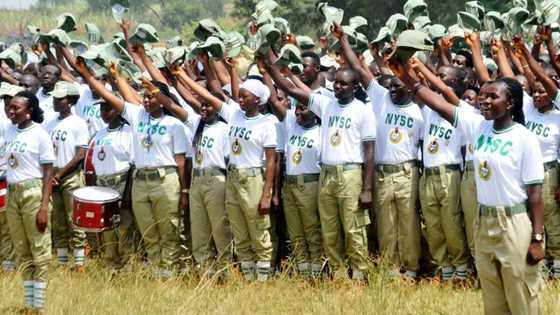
top-left (317, 2), bottom-right (344, 34)
top-left (48, 28), bottom-right (71, 47)
top-left (355, 32), bottom-right (369, 53)
top-left (484, 11), bottom-right (505, 33)
top-left (147, 48), bottom-right (166, 69)
top-left (52, 81), bottom-right (79, 98)
top-left (390, 29), bottom-right (433, 62)
top-left (386, 14), bottom-right (409, 36)
top-left (296, 35), bottom-right (315, 50)
top-left (349, 16), bottom-right (368, 32)
top-left (484, 56), bottom-right (498, 73)
top-left (274, 17), bottom-right (291, 36)
top-left (85, 23), bottom-right (104, 44)
top-left (532, 0), bottom-right (560, 26)
top-left (513, 0), bottom-right (528, 8)
top-left (403, 0), bottom-right (428, 22)
top-left (90, 63), bottom-right (108, 79)
top-left (371, 26), bottom-right (392, 48)
top-left (504, 7), bottom-right (530, 38)
top-left (274, 44), bottom-right (302, 68)
top-left (56, 13), bottom-right (77, 33)
top-left (165, 46), bottom-right (187, 66)
top-left (253, 9), bottom-right (274, 27)
top-left (224, 32), bottom-right (246, 58)
top-left (255, 23), bottom-right (281, 54)
top-left (290, 63), bottom-right (303, 75)
top-left (457, 11), bottom-right (481, 32)
top-left (412, 16), bottom-right (432, 31)
top-left (193, 36), bottom-right (225, 59)
top-left (428, 24), bottom-right (446, 41)
top-left (0, 42), bottom-right (5, 53)
top-left (465, 1), bottom-right (485, 19)
top-left (329, 25), bottom-right (358, 52)
top-left (129, 24), bottom-right (159, 45)
top-left (27, 25), bottom-right (40, 36)
top-left (8, 43), bottom-right (25, 64)
top-left (111, 0), bottom-right (129, 24)
top-left (186, 41), bottom-right (201, 61)
top-left (194, 18), bottom-right (225, 41)
top-left (166, 36), bottom-right (183, 49)
top-left (0, 82), bottom-right (24, 97)
top-left (69, 40), bottom-right (89, 55)
top-left (255, 0), bottom-right (278, 13)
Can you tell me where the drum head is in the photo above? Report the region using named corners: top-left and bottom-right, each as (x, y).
top-left (72, 186), bottom-right (121, 202)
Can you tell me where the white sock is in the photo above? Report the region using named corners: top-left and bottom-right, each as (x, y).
top-left (553, 260), bottom-right (560, 279)
top-left (310, 263), bottom-right (323, 278)
top-left (33, 281), bottom-right (47, 310)
top-left (256, 261), bottom-right (271, 282)
top-left (442, 266), bottom-right (454, 281)
top-left (74, 248), bottom-right (85, 266)
top-left (23, 280), bottom-right (34, 308)
top-left (404, 270), bottom-right (417, 279)
top-left (297, 262), bottom-right (310, 277)
top-left (455, 264), bottom-right (468, 280)
top-left (241, 261), bottom-right (255, 281)
top-left (2, 260), bottom-right (15, 272)
top-left (57, 248), bottom-right (69, 265)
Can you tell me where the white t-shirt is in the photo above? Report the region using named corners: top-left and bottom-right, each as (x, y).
top-left (0, 118), bottom-right (12, 172)
top-left (75, 85), bottom-right (107, 137)
top-left (421, 106), bottom-right (464, 167)
top-left (453, 107), bottom-right (544, 206)
top-left (458, 100), bottom-right (479, 162)
top-left (92, 124), bottom-right (134, 176)
top-left (219, 101), bottom-right (277, 168)
top-left (192, 120), bottom-right (229, 170)
top-left (277, 111), bottom-right (321, 175)
top-left (36, 88), bottom-right (57, 126)
top-left (4, 123), bottom-right (55, 183)
top-left (367, 80), bottom-right (423, 164)
top-left (308, 94), bottom-right (376, 165)
top-left (523, 104), bottom-right (560, 163)
top-left (122, 102), bottom-right (190, 169)
top-left (44, 115), bottom-right (89, 168)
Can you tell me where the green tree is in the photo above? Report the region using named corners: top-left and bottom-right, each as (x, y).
top-left (162, 0), bottom-right (207, 30)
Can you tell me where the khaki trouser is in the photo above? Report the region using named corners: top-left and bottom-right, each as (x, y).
top-left (475, 205), bottom-right (544, 315)
top-left (52, 170), bottom-right (86, 249)
top-left (319, 165), bottom-right (370, 273)
top-left (0, 210), bottom-right (15, 264)
top-left (190, 170), bottom-right (232, 269)
top-left (461, 163), bottom-right (478, 258)
top-left (374, 163), bottom-right (421, 271)
top-left (543, 166), bottom-right (560, 260)
top-left (97, 172), bottom-right (139, 270)
top-left (419, 166), bottom-right (468, 268)
top-left (132, 168), bottom-right (180, 269)
top-left (7, 179), bottom-right (51, 281)
top-left (282, 175), bottom-right (323, 264)
top-left (225, 167), bottom-right (272, 263)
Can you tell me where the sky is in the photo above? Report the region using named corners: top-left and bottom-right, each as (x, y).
top-left (0, 0), bottom-right (39, 10)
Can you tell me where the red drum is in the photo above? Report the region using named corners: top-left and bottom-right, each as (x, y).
top-left (72, 186), bottom-right (121, 232)
top-left (0, 179), bottom-right (6, 211)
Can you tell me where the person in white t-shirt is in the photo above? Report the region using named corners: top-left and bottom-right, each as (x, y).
top-left (91, 102), bottom-right (138, 272)
top-left (180, 75), bottom-right (277, 281)
top-left (4, 91), bottom-right (55, 312)
top-left (75, 59), bottom-right (190, 277)
top-left (44, 81), bottom-right (89, 270)
top-left (35, 64), bottom-right (61, 126)
top-left (266, 49), bottom-right (376, 281)
top-left (189, 92), bottom-right (233, 279)
top-left (403, 63), bottom-right (545, 314)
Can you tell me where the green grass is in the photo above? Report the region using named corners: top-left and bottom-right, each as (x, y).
top-left (1, 259), bottom-right (560, 314)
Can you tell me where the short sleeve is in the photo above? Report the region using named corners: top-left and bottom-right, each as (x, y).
top-left (553, 90), bottom-right (560, 110)
top-left (74, 120), bottom-right (90, 148)
top-left (452, 106), bottom-right (484, 144)
top-left (360, 106), bottom-right (376, 141)
top-left (39, 131), bottom-right (55, 164)
top-left (122, 102), bottom-right (142, 126)
top-left (219, 100), bottom-right (241, 123)
top-left (263, 120), bottom-right (277, 149)
top-left (523, 91), bottom-right (534, 115)
top-left (171, 122), bottom-right (189, 155)
top-left (521, 134), bottom-right (545, 185)
top-left (307, 93), bottom-right (330, 118)
top-left (366, 80), bottom-right (390, 115)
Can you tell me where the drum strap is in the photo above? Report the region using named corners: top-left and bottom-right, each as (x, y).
top-left (121, 164), bottom-right (135, 209)
top-left (84, 139), bottom-right (96, 186)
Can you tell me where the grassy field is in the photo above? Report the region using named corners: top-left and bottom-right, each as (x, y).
top-left (1, 259), bottom-right (560, 315)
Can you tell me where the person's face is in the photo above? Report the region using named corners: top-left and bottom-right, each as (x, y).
top-left (238, 88), bottom-right (259, 113)
top-left (53, 96), bottom-right (71, 113)
top-left (461, 89), bottom-right (478, 107)
top-left (478, 83), bottom-right (511, 121)
top-left (142, 92), bottom-right (162, 115)
top-left (294, 102), bottom-right (315, 126)
top-left (200, 101), bottom-right (218, 122)
top-left (40, 65), bottom-right (60, 89)
top-left (300, 57), bottom-right (319, 85)
top-left (437, 66), bottom-right (457, 87)
top-left (276, 89), bottom-right (290, 109)
top-left (11, 72), bottom-right (23, 82)
top-left (100, 103), bottom-right (119, 124)
top-left (7, 96), bottom-right (31, 125)
top-left (2, 96), bottom-right (12, 117)
top-left (333, 70), bottom-right (355, 101)
top-left (452, 55), bottom-right (467, 68)
top-left (380, 77), bottom-right (409, 105)
top-left (19, 75), bottom-right (40, 94)
top-left (533, 83), bottom-right (552, 110)
top-left (545, 68), bottom-right (560, 88)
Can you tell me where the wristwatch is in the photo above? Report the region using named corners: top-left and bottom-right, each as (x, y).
top-left (181, 188), bottom-right (189, 194)
top-left (532, 233), bottom-right (544, 242)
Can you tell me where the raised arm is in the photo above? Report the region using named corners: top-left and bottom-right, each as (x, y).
top-left (492, 39), bottom-right (515, 79)
top-left (74, 58), bottom-right (126, 113)
top-left (263, 51), bottom-right (311, 106)
top-left (171, 64), bottom-right (224, 112)
top-left (331, 23), bottom-right (373, 88)
top-left (121, 21), bottom-right (147, 73)
top-left (515, 37), bottom-right (558, 99)
top-left (465, 33), bottom-right (491, 84)
top-left (141, 78), bottom-right (188, 122)
top-left (225, 57), bottom-right (240, 102)
top-left (260, 63), bottom-right (287, 120)
top-left (540, 26), bottom-right (560, 79)
top-left (134, 44), bottom-right (169, 85)
top-left (108, 63), bottom-right (142, 104)
top-left (412, 57), bottom-right (460, 105)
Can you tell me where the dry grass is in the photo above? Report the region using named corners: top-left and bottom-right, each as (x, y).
top-left (1, 259), bottom-right (560, 315)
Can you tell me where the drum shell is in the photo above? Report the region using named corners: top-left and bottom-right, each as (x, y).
top-left (72, 195), bottom-right (120, 232)
top-left (0, 179), bottom-right (6, 211)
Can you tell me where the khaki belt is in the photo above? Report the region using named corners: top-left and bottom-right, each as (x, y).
top-left (135, 167), bottom-right (176, 181)
top-left (8, 178), bottom-right (42, 190)
top-left (465, 161), bottom-right (474, 172)
top-left (227, 165), bottom-right (263, 177)
top-left (423, 164), bottom-right (461, 176)
top-left (322, 163), bottom-right (361, 172)
top-left (479, 203), bottom-right (526, 217)
top-left (285, 173), bottom-right (320, 184)
top-left (97, 172), bottom-right (128, 187)
top-left (193, 167), bottom-right (226, 177)
top-left (376, 160), bottom-right (417, 174)
top-left (544, 161), bottom-right (558, 172)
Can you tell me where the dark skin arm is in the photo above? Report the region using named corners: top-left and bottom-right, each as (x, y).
top-left (412, 57), bottom-right (460, 105)
top-left (541, 26), bottom-right (560, 78)
top-left (172, 64), bottom-right (224, 113)
top-left (121, 21), bottom-right (148, 73)
top-left (258, 148), bottom-right (276, 215)
top-left (0, 66), bottom-right (18, 84)
top-left (516, 38), bottom-right (559, 99)
top-left (37, 163), bottom-right (54, 232)
top-left (108, 63), bottom-right (143, 104)
top-left (331, 23), bottom-right (373, 88)
top-left (141, 78), bottom-right (188, 122)
top-left (273, 152), bottom-right (283, 209)
top-left (175, 154), bottom-right (188, 211)
top-left (134, 44), bottom-right (169, 85)
top-left (225, 57), bottom-right (240, 103)
top-left (527, 184), bottom-right (545, 265)
top-left (465, 33), bottom-right (491, 84)
top-left (492, 39), bottom-right (515, 79)
top-left (169, 64), bottom-right (202, 113)
top-left (359, 140), bottom-right (375, 209)
top-left (263, 54), bottom-right (310, 106)
top-left (53, 147), bottom-right (86, 185)
top-left (261, 68), bottom-right (287, 121)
